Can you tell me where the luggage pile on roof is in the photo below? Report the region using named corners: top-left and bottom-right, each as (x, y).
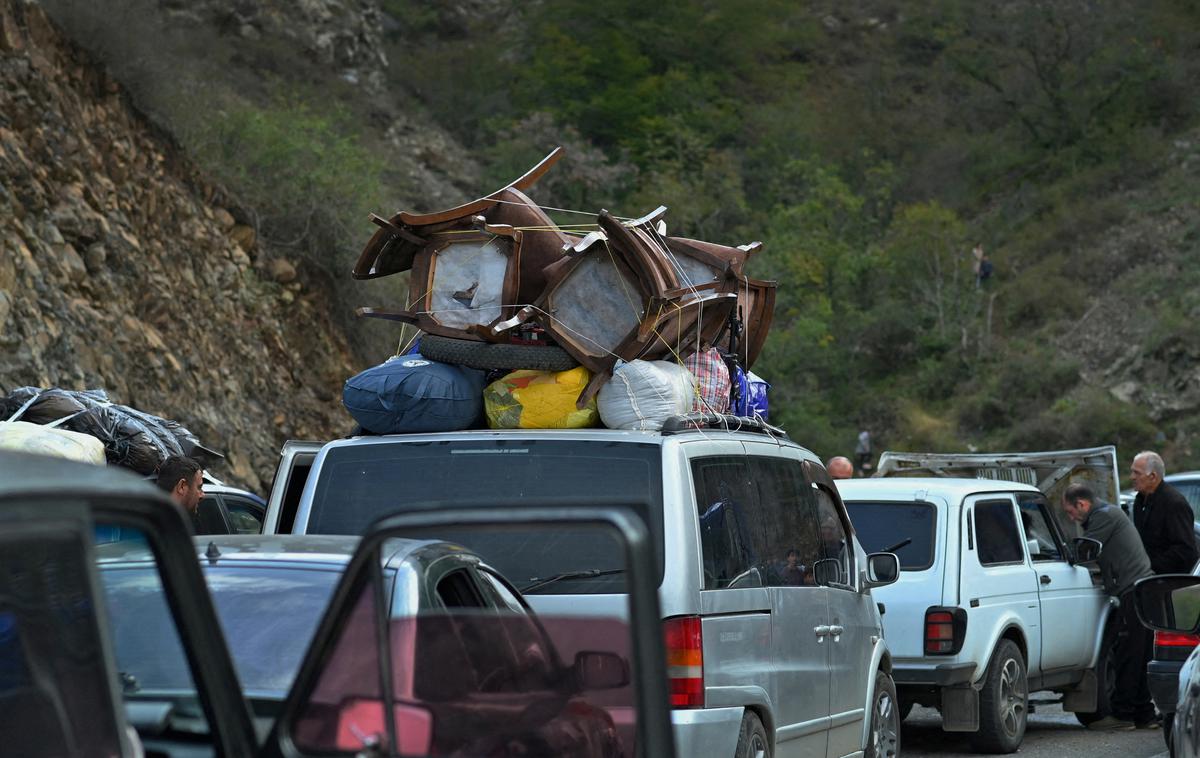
top-left (342, 147), bottom-right (778, 434)
top-left (0, 386), bottom-right (223, 470)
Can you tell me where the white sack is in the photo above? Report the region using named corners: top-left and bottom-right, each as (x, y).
top-left (598, 360), bottom-right (695, 431)
top-left (0, 420), bottom-right (106, 465)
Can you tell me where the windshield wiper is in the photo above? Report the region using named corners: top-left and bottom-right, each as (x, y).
top-left (520, 568), bottom-right (624, 593)
top-left (881, 538), bottom-right (912, 553)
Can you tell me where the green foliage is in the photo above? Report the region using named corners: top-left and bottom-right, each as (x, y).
top-left (189, 98), bottom-right (384, 260)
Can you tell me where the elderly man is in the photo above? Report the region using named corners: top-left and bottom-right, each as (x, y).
top-left (1131, 451), bottom-right (1199, 574)
top-left (827, 456), bottom-right (854, 480)
top-left (1062, 483), bottom-right (1156, 731)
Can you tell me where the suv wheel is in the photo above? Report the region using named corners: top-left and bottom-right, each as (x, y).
top-left (970, 639), bottom-right (1027, 753)
top-left (735, 710), bottom-right (769, 758)
top-left (867, 671), bottom-right (901, 758)
top-left (1075, 620), bottom-right (1117, 727)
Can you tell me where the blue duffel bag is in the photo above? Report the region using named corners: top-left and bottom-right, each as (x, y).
top-left (342, 354), bottom-right (485, 434)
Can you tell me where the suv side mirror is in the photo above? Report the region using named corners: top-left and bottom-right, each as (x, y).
top-left (1134, 575), bottom-right (1200, 634)
top-left (1072, 537), bottom-right (1103, 565)
top-left (865, 552), bottom-right (899, 588)
top-left (573, 650), bottom-right (631, 690)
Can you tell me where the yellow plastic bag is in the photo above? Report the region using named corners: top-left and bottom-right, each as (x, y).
top-left (484, 367), bottom-right (599, 429)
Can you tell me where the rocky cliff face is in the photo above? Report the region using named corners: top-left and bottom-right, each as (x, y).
top-left (0, 0), bottom-right (360, 489)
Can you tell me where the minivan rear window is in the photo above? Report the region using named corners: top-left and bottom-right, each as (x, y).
top-left (306, 439), bottom-right (664, 592)
top-left (844, 501), bottom-right (936, 571)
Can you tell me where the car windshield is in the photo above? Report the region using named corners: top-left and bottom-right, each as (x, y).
top-left (307, 439), bottom-right (664, 592)
top-left (100, 563), bottom-right (342, 697)
top-left (844, 501), bottom-right (936, 571)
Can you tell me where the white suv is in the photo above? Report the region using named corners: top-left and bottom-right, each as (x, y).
top-left (837, 447), bottom-right (1123, 753)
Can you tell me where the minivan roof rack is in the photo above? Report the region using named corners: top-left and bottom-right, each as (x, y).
top-left (660, 414), bottom-right (789, 440)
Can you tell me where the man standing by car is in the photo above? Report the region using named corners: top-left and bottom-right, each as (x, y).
top-left (1062, 483), bottom-right (1156, 731)
top-left (1131, 451), bottom-right (1199, 574)
top-left (155, 455), bottom-right (204, 520)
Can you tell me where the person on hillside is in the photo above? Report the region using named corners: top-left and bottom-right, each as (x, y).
top-left (155, 455), bottom-right (204, 520)
top-left (972, 243), bottom-right (993, 289)
top-left (1061, 483), bottom-right (1157, 731)
top-left (855, 430), bottom-right (872, 474)
top-left (1131, 451), bottom-right (1199, 574)
top-left (827, 456), bottom-right (854, 480)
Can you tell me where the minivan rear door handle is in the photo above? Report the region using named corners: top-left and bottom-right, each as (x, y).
top-left (814, 625), bottom-right (831, 642)
top-left (829, 624), bottom-right (844, 641)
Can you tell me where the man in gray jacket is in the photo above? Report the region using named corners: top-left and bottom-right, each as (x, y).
top-left (1062, 483), bottom-right (1157, 731)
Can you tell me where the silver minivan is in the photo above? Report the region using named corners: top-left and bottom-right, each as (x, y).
top-left (263, 416), bottom-right (901, 758)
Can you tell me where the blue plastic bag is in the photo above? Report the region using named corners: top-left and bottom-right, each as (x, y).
top-left (733, 367), bottom-right (770, 421)
top-left (343, 354), bottom-right (485, 434)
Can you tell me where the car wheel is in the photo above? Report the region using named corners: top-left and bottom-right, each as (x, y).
top-left (1075, 620), bottom-right (1118, 727)
top-left (970, 639), bottom-right (1027, 753)
top-left (735, 710), bottom-right (770, 758)
top-left (867, 671), bottom-right (901, 758)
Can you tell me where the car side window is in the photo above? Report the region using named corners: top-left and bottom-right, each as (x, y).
top-left (1017, 498), bottom-right (1064, 561)
top-left (813, 485), bottom-right (854, 588)
top-left (975, 500), bottom-right (1026, 566)
top-left (436, 569), bottom-right (487, 608)
top-left (475, 569), bottom-right (556, 689)
top-left (748, 456), bottom-right (823, 588)
top-left (1172, 482), bottom-right (1200, 520)
top-left (692, 456), bottom-right (762, 589)
top-left (223, 496), bottom-right (264, 535)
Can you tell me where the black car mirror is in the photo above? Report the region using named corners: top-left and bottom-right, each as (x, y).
top-left (1134, 574), bottom-right (1200, 634)
top-left (1072, 537), bottom-right (1103, 565)
top-left (865, 552), bottom-right (899, 588)
top-left (574, 650), bottom-right (631, 691)
top-left (813, 558), bottom-right (841, 586)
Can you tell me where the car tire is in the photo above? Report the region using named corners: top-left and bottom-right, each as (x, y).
top-left (867, 671), bottom-right (901, 758)
top-left (419, 334), bottom-right (579, 372)
top-left (1075, 620), bottom-right (1118, 727)
top-left (970, 639), bottom-right (1027, 754)
top-left (735, 710), bottom-right (770, 758)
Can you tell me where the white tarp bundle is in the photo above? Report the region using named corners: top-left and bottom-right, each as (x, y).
top-left (0, 420), bottom-right (107, 465)
top-left (598, 359), bottom-right (695, 431)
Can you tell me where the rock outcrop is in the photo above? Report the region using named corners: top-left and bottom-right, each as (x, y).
top-left (0, 0), bottom-right (359, 489)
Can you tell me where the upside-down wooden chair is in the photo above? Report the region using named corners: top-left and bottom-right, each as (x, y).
top-left (352, 148), bottom-right (577, 342)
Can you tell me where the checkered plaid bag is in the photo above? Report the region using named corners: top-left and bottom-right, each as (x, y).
top-left (683, 348), bottom-right (731, 413)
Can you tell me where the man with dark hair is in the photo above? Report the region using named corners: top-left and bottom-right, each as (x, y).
top-left (1131, 451), bottom-right (1198, 574)
top-left (155, 455), bottom-right (204, 516)
top-left (1062, 482), bottom-right (1156, 731)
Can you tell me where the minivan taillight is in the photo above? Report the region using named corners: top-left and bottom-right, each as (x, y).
top-left (664, 615), bottom-right (704, 708)
top-left (924, 607), bottom-right (967, 655)
top-left (1154, 630), bottom-right (1200, 661)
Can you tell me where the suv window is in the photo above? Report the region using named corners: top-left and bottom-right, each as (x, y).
top-left (975, 500), bottom-right (1025, 566)
top-left (845, 501), bottom-right (936, 570)
top-left (308, 440), bottom-right (664, 590)
top-left (692, 455), bottom-right (823, 590)
top-left (813, 485), bottom-right (854, 587)
top-left (1017, 497), bottom-right (1064, 561)
top-left (223, 495), bottom-right (264, 535)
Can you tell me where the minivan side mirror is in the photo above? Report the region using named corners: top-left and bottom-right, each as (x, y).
top-left (1072, 537), bottom-right (1103, 565)
top-left (1133, 575), bottom-right (1200, 634)
top-left (865, 552), bottom-right (899, 589)
top-left (574, 650), bottom-right (631, 690)
top-left (813, 558), bottom-right (841, 586)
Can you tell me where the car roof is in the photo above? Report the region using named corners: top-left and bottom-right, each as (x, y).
top-left (321, 425), bottom-right (817, 458)
top-left (1167, 472), bottom-right (1200, 482)
top-left (185, 534), bottom-right (474, 570)
top-left (0, 450), bottom-right (163, 502)
top-left (835, 476), bottom-right (1042, 502)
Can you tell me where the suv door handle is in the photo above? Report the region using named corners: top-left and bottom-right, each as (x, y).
top-left (814, 625), bottom-right (831, 642)
top-left (1040, 575), bottom-right (1051, 585)
top-left (829, 624), bottom-right (844, 641)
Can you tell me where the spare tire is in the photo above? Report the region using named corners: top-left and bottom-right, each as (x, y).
top-left (420, 334), bottom-right (579, 373)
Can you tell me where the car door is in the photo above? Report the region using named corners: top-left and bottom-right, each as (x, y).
top-left (262, 440), bottom-right (325, 534)
top-left (738, 442), bottom-right (832, 758)
top-left (1017, 495), bottom-right (1105, 672)
top-left (805, 462), bottom-right (874, 758)
top-left (960, 495), bottom-right (1041, 672)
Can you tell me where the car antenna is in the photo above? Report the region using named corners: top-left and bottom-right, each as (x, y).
top-left (205, 541), bottom-right (221, 564)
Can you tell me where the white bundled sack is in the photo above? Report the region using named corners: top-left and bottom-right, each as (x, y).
top-left (598, 359), bottom-right (695, 431)
top-left (0, 420), bottom-right (106, 465)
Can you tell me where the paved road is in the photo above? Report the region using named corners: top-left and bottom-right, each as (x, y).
top-left (901, 704), bottom-right (1168, 758)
